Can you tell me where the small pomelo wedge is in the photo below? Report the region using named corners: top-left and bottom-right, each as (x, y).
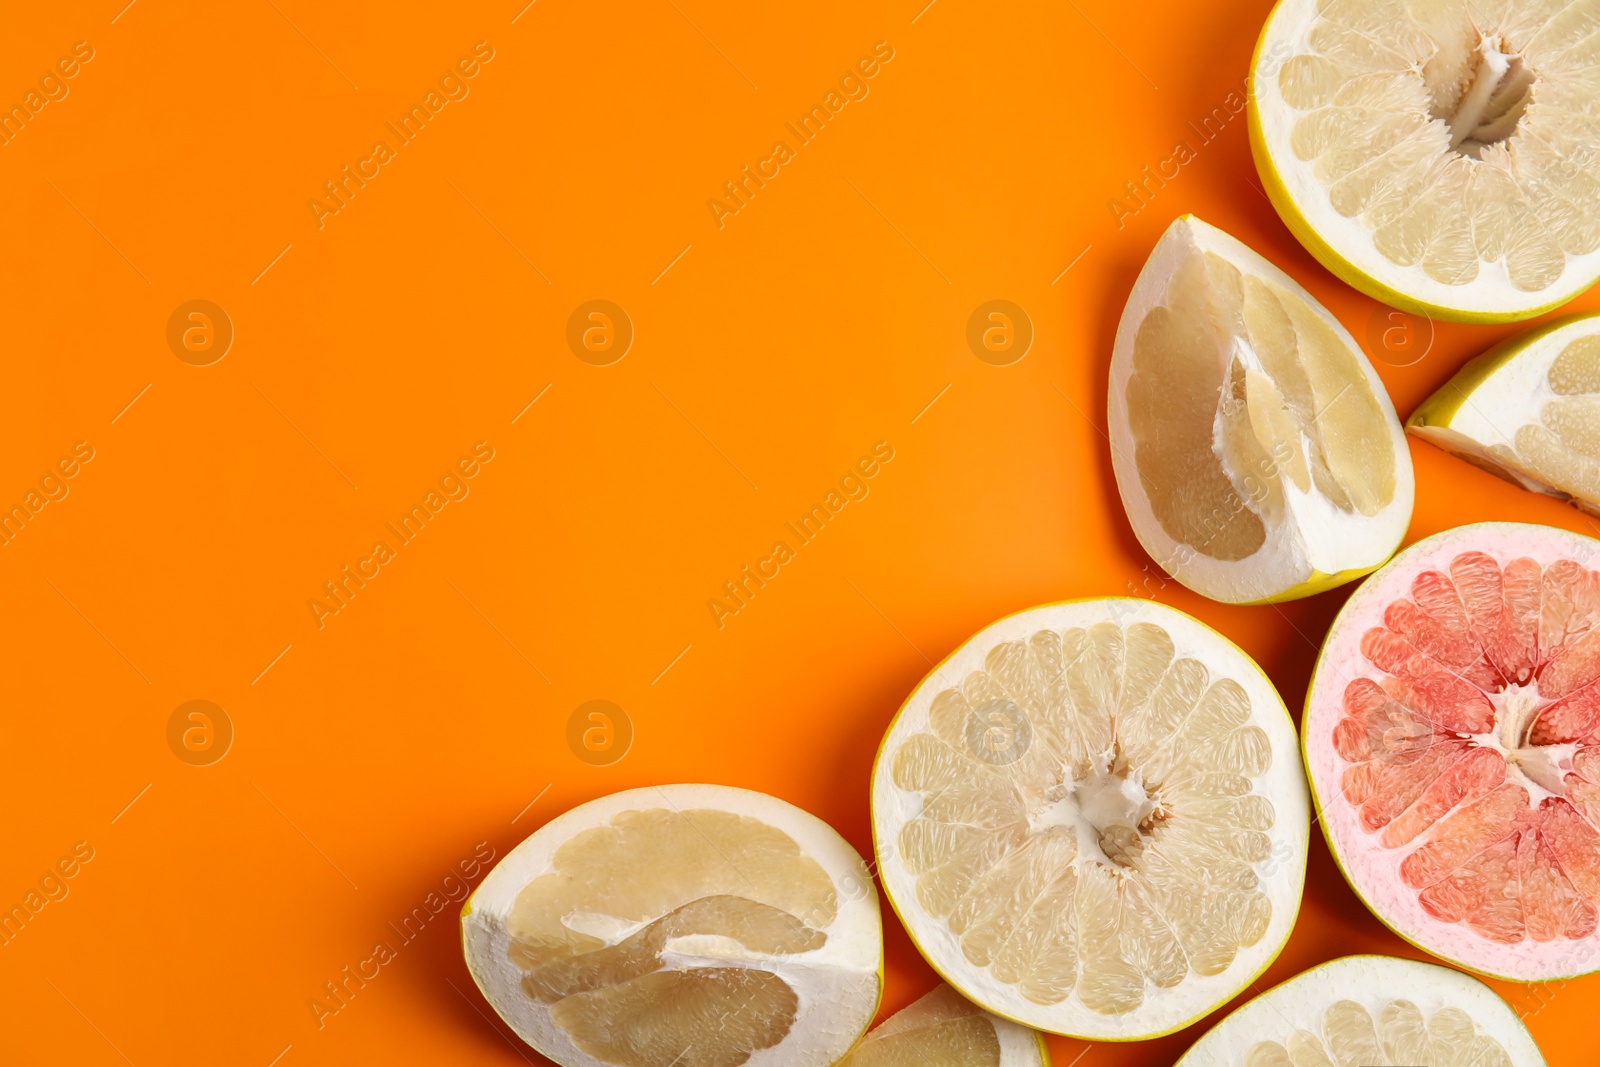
top-left (1409, 311), bottom-right (1600, 513)
top-left (461, 784), bottom-right (883, 1067)
top-left (1305, 522), bottom-right (1600, 980)
top-left (1250, 0), bottom-right (1600, 323)
top-left (871, 598), bottom-right (1309, 1039)
top-left (1108, 215), bottom-right (1413, 604)
top-left (1175, 954), bottom-right (1545, 1067)
top-left (836, 984), bottom-right (1049, 1067)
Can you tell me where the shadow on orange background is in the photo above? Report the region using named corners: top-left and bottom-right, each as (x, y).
top-left (0, 1), bottom-right (1593, 1064)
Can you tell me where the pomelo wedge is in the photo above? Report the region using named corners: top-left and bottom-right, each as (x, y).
top-left (1250, 0), bottom-right (1600, 323)
top-left (1108, 215), bottom-right (1414, 605)
top-left (836, 984), bottom-right (1049, 1067)
top-left (1305, 522), bottom-right (1600, 980)
top-left (461, 784), bottom-right (883, 1067)
top-left (1174, 954), bottom-right (1546, 1067)
top-left (870, 598), bottom-right (1310, 1039)
top-left (1409, 311), bottom-right (1600, 512)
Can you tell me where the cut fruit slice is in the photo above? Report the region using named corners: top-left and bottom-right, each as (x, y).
top-left (1108, 215), bottom-right (1414, 605)
top-left (870, 598), bottom-right (1310, 1039)
top-left (1305, 522), bottom-right (1600, 980)
top-left (1174, 954), bottom-right (1545, 1067)
top-left (1409, 311), bottom-right (1600, 513)
top-left (461, 784), bottom-right (883, 1067)
top-left (1250, 0), bottom-right (1600, 323)
top-left (835, 984), bottom-right (1049, 1067)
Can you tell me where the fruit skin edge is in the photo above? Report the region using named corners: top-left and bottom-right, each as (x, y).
top-left (1244, 1), bottom-right (1588, 327)
top-left (1167, 953), bottom-right (1546, 1066)
top-left (868, 595), bottom-right (1309, 1041)
top-left (455, 806), bottom-right (887, 1066)
top-left (1407, 311), bottom-right (1600, 429)
top-left (1298, 521), bottom-right (1600, 984)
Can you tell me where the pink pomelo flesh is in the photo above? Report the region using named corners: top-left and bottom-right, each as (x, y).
top-left (1306, 522), bottom-right (1600, 980)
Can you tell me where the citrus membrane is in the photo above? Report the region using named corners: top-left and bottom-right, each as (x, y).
top-left (1306, 522), bottom-right (1600, 980)
top-left (870, 598), bottom-right (1309, 1039)
top-left (1108, 215), bottom-right (1413, 604)
top-left (1409, 311), bottom-right (1600, 513)
top-left (835, 984), bottom-right (1049, 1067)
top-left (1251, 0), bottom-right (1600, 322)
top-left (1173, 954), bottom-right (1546, 1067)
top-left (461, 784), bottom-right (883, 1067)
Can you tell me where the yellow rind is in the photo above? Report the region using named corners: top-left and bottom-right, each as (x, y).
top-left (1247, 1), bottom-right (1594, 326)
top-left (869, 596), bottom-right (1308, 1041)
top-left (1169, 953), bottom-right (1546, 1066)
top-left (1034, 1029), bottom-right (1052, 1067)
top-left (1407, 310), bottom-right (1600, 430)
top-left (1301, 521), bottom-right (1600, 983)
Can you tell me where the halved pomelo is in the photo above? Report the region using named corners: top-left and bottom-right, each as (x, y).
top-left (1108, 215), bottom-right (1414, 605)
top-left (1409, 311), bottom-right (1600, 512)
top-left (461, 784), bottom-right (883, 1067)
top-left (836, 984), bottom-right (1049, 1067)
top-left (1174, 954), bottom-right (1545, 1067)
top-left (870, 598), bottom-right (1310, 1040)
top-left (1306, 522), bottom-right (1600, 980)
top-left (1250, 0), bottom-right (1600, 323)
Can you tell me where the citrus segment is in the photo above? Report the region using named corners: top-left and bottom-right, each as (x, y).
top-left (1109, 215), bottom-right (1413, 604)
top-left (1409, 311), bottom-right (1600, 515)
top-left (872, 599), bottom-right (1309, 1039)
top-left (1251, 0), bottom-right (1600, 321)
top-left (1174, 955), bottom-right (1545, 1067)
top-left (835, 984), bottom-right (1048, 1067)
top-left (1307, 522), bottom-right (1600, 979)
top-left (462, 785), bottom-right (883, 1067)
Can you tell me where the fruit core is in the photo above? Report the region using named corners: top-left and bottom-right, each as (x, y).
top-left (1027, 754), bottom-right (1162, 869)
top-left (1438, 35), bottom-right (1535, 158)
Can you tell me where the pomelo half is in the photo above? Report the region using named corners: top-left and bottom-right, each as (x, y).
top-left (461, 784), bottom-right (883, 1067)
top-left (1174, 954), bottom-right (1546, 1067)
top-left (1108, 215), bottom-right (1413, 605)
top-left (1409, 311), bottom-right (1600, 512)
top-left (835, 983), bottom-right (1049, 1067)
top-left (1250, 0), bottom-right (1600, 323)
top-left (1306, 522), bottom-right (1600, 980)
top-left (871, 598), bottom-right (1310, 1039)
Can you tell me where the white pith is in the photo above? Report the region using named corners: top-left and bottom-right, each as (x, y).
top-left (1409, 312), bottom-right (1600, 499)
top-left (872, 598), bottom-right (1310, 1039)
top-left (1173, 955), bottom-right (1546, 1067)
top-left (1252, 0), bottom-right (1600, 319)
top-left (1305, 522), bottom-right (1600, 980)
top-left (462, 784), bottom-right (883, 1067)
top-left (1108, 215), bottom-right (1414, 604)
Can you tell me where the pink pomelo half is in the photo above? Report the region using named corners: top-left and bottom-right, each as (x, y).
top-left (1305, 521), bottom-right (1600, 981)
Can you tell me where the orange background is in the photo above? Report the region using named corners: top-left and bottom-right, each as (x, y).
top-left (1, 1), bottom-right (1595, 1064)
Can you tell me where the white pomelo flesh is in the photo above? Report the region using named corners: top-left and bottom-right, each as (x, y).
top-left (462, 784), bottom-right (883, 1067)
top-left (1409, 312), bottom-right (1600, 511)
top-left (835, 984), bottom-right (1048, 1067)
top-left (1175, 955), bottom-right (1545, 1067)
top-left (1251, 0), bottom-right (1600, 322)
top-left (871, 598), bottom-right (1310, 1040)
top-left (1108, 215), bottom-right (1413, 605)
top-left (1306, 523), bottom-right (1600, 980)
